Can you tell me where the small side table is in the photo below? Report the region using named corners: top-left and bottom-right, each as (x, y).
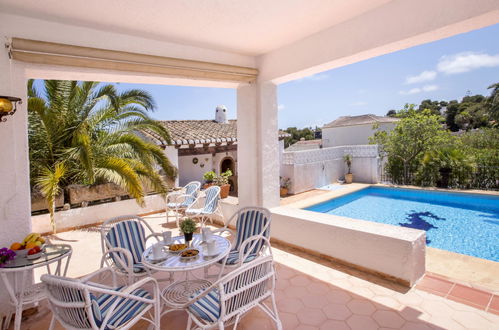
top-left (0, 244), bottom-right (72, 330)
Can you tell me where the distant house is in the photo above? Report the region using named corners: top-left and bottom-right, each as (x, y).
top-left (286, 139), bottom-right (322, 151)
top-left (322, 114), bottom-right (399, 148)
top-left (144, 106), bottom-right (289, 194)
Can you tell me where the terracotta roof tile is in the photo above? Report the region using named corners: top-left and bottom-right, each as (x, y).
top-left (144, 120), bottom-right (289, 146)
top-left (323, 114), bottom-right (399, 128)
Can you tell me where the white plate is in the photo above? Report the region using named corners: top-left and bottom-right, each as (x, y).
top-left (26, 252), bottom-right (43, 260)
top-left (202, 250), bottom-right (219, 258)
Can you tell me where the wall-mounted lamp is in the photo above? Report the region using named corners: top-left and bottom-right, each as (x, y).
top-left (0, 96), bottom-right (22, 123)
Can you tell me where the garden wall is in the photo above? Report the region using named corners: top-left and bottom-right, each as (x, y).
top-left (281, 145), bottom-right (379, 194)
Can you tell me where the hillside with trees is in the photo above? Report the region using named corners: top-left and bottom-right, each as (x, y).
top-left (386, 82), bottom-right (498, 131)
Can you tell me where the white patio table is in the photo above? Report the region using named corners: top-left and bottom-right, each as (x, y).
top-left (141, 234), bottom-right (230, 307)
top-left (0, 244), bottom-right (72, 330)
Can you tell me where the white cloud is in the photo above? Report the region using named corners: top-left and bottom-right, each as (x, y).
top-left (277, 104), bottom-right (285, 111)
top-left (399, 84), bottom-right (439, 95)
top-left (405, 70), bottom-right (437, 84)
top-left (422, 84), bottom-right (439, 92)
top-left (350, 101), bottom-right (367, 106)
top-left (437, 52), bottom-right (499, 74)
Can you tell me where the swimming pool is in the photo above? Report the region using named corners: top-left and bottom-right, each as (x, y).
top-left (305, 187), bottom-right (499, 261)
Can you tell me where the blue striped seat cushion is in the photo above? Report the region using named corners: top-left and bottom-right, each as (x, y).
top-left (167, 202), bottom-right (189, 208)
top-left (186, 208), bottom-right (212, 215)
top-left (92, 287), bottom-right (151, 329)
top-left (219, 250), bottom-right (257, 265)
top-left (188, 289), bottom-right (220, 323)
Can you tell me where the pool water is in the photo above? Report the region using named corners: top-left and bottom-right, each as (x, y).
top-left (305, 187), bottom-right (499, 261)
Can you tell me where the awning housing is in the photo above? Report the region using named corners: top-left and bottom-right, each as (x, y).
top-left (8, 38), bottom-right (258, 83)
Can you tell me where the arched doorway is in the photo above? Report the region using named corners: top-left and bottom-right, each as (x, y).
top-left (220, 157), bottom-right (237, 195)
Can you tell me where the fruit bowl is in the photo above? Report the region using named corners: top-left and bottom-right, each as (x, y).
top-left (15, 249), bottom-right (30, 258)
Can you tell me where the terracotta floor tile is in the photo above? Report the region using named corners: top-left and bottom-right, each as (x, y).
top-left (326, 290), bottom-right (352, 304)
top-left (372, 310), bottom-right (406, 328)
top-left (320, 320), bottom-right (349, 330)
top-left (489, 295), bottom-right (499, 311)
top-left (279, 312), bottom-right (300, 329)
top-left (278, 297), bottom-right (305, 313)
top-left (300, 294), bottom-right (329, 309)
top-left (296, 307), bottom-right (327, 326)
top-left (290, 275), bottom-right (312, 287)
top-left (401, 321), bottom-right (433, 330)
top-left (346, 314), bottom-right (379, 330)
top-left (448, 284), bottom-right (492, 309)
top-left (347, 299), bottom-right (376, 316)
top-left (322, 303), bottom-right (352, 320)
top-left (416, 276), bottom-right (454, 296)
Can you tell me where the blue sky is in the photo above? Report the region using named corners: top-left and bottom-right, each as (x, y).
top-left (34, 23), bottom-right (499, 129)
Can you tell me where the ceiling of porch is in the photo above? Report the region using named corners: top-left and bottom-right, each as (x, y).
top-left (0, 0), bottom-right (391, 55)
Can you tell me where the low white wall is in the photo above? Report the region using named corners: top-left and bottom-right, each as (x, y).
top-left (32, 194), bottom-right (167, 233)
top-left (281, 145), bottom-right (379, 194)
top-left (269, 206), bottom-right (426, 286)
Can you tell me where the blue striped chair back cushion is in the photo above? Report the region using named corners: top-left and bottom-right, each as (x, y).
top-left (93, 287), bottom-right (151, 328)
top-left (45, 282), bottom-right (93, 328)
top-left (233, 209), bottom-right (270, 254)
top-left (188, 289), bottom-right (221, 323)
top-left (184, 183), bottom-right (199, 205)
top-left (204, 187), bottom-right (219, 213)
top-left (106, 220), bottom-right (146, 266)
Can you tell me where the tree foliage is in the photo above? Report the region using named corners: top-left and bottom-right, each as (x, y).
top-left (283, 126), bottom-right (321, 147)
top-left (386, 82), bottom-right (498, 131)
top-left (375, 104), bottom-right (498, 189)
top-left (371, 107), bottom-right (449, 184)
top-left (28, 80), bottom-right (177, 231)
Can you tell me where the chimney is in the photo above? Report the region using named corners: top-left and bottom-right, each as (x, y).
top-left (215, 105), bottom-right (228, 123)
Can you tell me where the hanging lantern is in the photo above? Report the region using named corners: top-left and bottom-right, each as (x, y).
top-left (0, 96), bottom-right (22, 123)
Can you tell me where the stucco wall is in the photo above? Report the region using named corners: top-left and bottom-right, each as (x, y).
top-left (270, 206), bottom-right (426, 286)
top-left (281, 145), bottom-right (379, 194)
top-left (322, 122), bottom-right (396, 148)
top-left (178, 154), bottom-right (213, 186)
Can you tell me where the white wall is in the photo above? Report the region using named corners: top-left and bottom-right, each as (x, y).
top-left (31, 194), bottom-right (166, 234)
top-left (269, 206), bottom-right (426, 286)
top-left (178, 154), bottom-right (213, 186)
top-left (281, 145), bottom-right (379, 194)
top-left (322, 122), bottom-right (396, 148)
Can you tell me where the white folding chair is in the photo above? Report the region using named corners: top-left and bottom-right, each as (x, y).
top-left (212, 207), bottom-right (272, 273)
top-left (184, 256), bottom-right (282, 330)
top-left (185, 186), bottom-right (223, 226)
top-left (42, 268), bottom-right (160, 330)
top-left (100, 215), bottom-right (163, 284)
top-left (166, 181), bottom-right (201, 227)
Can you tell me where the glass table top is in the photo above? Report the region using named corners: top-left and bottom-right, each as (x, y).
top-left (1, 244), bottom-right (71, 269)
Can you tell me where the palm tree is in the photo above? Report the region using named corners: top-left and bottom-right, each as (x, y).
top-left (28, 80), bottom-right (176, 233)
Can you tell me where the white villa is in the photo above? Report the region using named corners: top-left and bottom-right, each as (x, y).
top-left (322, 114), bottom-right (399, 148)
top-left (1, 1), bottom-right (498, 328)
top-left (144, 105), bottom-right (288, 194)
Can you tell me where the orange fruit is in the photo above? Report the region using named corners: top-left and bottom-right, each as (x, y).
top-left (10, 242), bottom-right (22, 250)
top-left (25, 242), bottom-right (38, 249)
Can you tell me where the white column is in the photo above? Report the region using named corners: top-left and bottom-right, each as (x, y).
top-left (0, 55), bottom-right (31, 248)
top-left (237, 81), bottom-right (279, 208)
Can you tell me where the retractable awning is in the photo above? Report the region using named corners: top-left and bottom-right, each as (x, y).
top-left (8, 38), bottom-right (258, 83)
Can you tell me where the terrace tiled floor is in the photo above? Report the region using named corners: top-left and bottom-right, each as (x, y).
top-left (18, 213), bottom-right (499, 329)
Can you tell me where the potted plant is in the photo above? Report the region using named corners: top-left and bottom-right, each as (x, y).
top-left (214, 169), bottom-right (232, 198)
top-left (179, 218), bottom-right (197, 243)
top-left (203, 171), bottom-right (217, 189)
top-left (344, 154), bottom-right (353, 184)
top-left (280, 176), bottom-right (291, 197)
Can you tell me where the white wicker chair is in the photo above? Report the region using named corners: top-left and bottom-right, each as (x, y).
top-left (183, 255), bottom-right (281, 330)
top-left (100, 215), bottom-right (163, 284)
top-left (42, 268), bottom-right (160, 330)
top-left (211, 207), bottom-right (272, 275)
top-left (185, 186), bottom-right (223, 227)
top-left (166, 181), bottom-right (201, 227)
